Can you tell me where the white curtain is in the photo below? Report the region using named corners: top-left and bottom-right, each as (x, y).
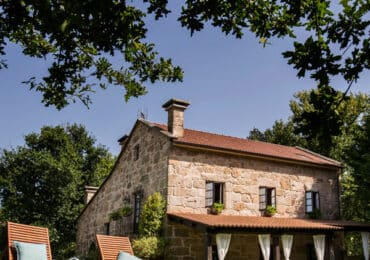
top-left (281, 234), bottom-right (293, 260)
top-left (361, 232), bottom-right (369, 260)
top-left (258, 234), bottom-right (271, 260)
top-left (313, 235), bottom-right (326, 260)
top-left (216, 233), bottom-right (232, 260)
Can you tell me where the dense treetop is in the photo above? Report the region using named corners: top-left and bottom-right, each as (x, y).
top-left (0, 124), bottom-right (115, 258)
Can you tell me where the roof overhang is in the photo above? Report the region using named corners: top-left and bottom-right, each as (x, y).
top-left (168, 213), bottom-right (370, 233)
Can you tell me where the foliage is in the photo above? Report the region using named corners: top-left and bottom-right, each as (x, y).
top-left (344, 232), bottom-right (363, 256)
top-left (212, 202), bottom-right (224, 214)
top-left (0, 1), bottom-right (368, 108)
top-left (176, 0), bottom-right (369, 91)
top-left (132, 236), bottom-right (166, 260)
top-left (343, 111), bottom-right (370, 222)
top-left (249, 119), bottom-right (306, 147)
top-left (138, 192), bottom-right (166, 237)
top-left (290, 86), bottom-right (369, 158)
top-left (109, 205), bottom-right (133, 221)
top-left (0, 0), bottom-right (183, 109)
top-left (265, 205), bottom-right (276, 216)
top-left (0, 124), bottom-right (114, 258)
top-left (133, 192), bottom-right (166, 259)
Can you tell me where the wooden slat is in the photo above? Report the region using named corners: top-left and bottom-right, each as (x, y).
top-left (7, 221), bottom-right (52, 260)
top-left (96, 234), bottom-right (134, 260)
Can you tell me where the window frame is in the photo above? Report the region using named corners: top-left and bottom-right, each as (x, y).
top-left (305, 191), bottom-right (320, 213)
top-left (259, 186), bottom-right (276, 210)
top-left (205, 182), bottom-right (224, 207)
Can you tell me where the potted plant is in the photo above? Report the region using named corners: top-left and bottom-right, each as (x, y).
top-left (264, 205), bottom-right (276, 217)
top-left (211, 202), bottom-right (224, 215)
top-left (109, 205), bottom-right (133, 221)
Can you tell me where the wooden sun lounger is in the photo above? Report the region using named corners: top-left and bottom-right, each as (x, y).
top-left (96, 234), bottom-right (134, 260)
top-left (7, 221), bottom-right (52, 260)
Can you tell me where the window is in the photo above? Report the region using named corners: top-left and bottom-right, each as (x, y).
top-left (205, 182), bottom-right (224, 207)
top-left (104, 222), bottom-right (110, 235)
top-left (134, 145), bottom-right (140, 160)
top-left (305, 191), bottom-right (320, 213)
top-left (259, 187), bottom-right (276, 210)
top-left (133, 192), bottom-right (142, 233)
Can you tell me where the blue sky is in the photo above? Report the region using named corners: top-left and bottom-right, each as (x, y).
top-left (1, 5), bottom-right (369, 155)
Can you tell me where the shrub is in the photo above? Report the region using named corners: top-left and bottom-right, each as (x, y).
top-left (132, 236), bottom-right (165, 259)
top-left (138, 192), bottom-right (165, 237)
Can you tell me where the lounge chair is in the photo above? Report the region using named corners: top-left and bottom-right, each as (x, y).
top-left (96, 234), bottom-right (134, 260)
top-left (7, 221), bottom-right (52, 260)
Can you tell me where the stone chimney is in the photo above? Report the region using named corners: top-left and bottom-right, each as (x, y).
top-left (162, 98), bottom-right (190, 138)
top-left (84, 186), bottom-right (98, 205)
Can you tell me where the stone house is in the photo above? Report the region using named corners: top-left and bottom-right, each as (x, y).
top-left (76, 98), bottom-right (370, 260)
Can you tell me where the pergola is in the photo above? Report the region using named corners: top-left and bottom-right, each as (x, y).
top-left (168, 213), bottom-right (370, 260)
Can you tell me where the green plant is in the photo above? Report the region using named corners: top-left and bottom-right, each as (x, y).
top-left (212, 202), bottom-right (224, 214)
top-left (134, 192), bottom-right (166, 259)
top-left (265, 206), bottom-right (276, 216)
top-left (308, 209), bottom-right (321, 219)
top-left (132, 236), bottom-right (166, 259)
top-left (139, 192), bottom-right (166, 237)
top-left (109, 205), bottom-right (133, 221)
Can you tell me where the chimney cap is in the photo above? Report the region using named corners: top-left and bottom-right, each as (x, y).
top-left (162, 98), bottom-right (190, 110)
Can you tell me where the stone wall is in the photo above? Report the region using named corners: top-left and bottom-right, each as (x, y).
top-left (165, 221), bottom-right (205, 260)
top-left (167, 147), bottom-right (340, 219)
top-left (76, 121), bottom-right (170, 255)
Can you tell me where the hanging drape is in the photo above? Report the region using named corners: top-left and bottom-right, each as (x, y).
top-left (313, 235), bottom-right (325, 260)
top-left (281, 234), bottom-right (293, 260)
top-left (258, 234), bottom-right (271, 260)
top-left (216, 233), bottom-right (232, 260)
top-left (361, 232), bottom-right (369, 260)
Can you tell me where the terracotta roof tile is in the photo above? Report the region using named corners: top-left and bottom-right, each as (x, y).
top-left (153, 123), bottom-right (341, 168)
top-left (168, 213), bottom-right (367, 231)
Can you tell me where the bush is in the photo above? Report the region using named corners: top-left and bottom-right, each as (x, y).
top-left (138, 192), bottom-right (165, 237)
top-left (132, 236), bottom-right (165, 260)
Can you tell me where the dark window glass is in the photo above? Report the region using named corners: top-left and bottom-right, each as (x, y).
top-left (134, 145), bottom-right (140, 160)
top-left (259, 187), bottom-right (276, 210)
top-left (305, 191), bottom-right (320, 213)
top-left (205, 182), bottom-right (224, 207)
top-left (104, 222), bottom-right (110, 235)
top-left (133, 192), bottom-right (142, 233)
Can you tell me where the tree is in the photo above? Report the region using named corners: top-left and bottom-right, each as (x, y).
top-left (0, 124), bottom-right (115, 258)
top-left (248, 119), bottom-right (306, 147)
top-left (290, 86), bottom-right (369, 158)
top-left (343, 110), bottom-right (370, 222)
top-left (1, 1), bottom-right (368, 109)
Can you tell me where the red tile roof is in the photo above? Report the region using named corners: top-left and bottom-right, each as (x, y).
top-left (168, 213), bottom-right (370, 231)
top-left (153, 123), bottom-right (341, 168)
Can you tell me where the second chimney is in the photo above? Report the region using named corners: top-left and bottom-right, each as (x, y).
top-left (162, 98), bottom-right (190, 138)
